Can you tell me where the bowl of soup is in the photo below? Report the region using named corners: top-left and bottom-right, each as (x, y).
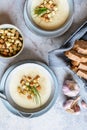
top-left (0, 61), bottom-right (58, 117)
top-left (24, 0), bottom-right (74, 37)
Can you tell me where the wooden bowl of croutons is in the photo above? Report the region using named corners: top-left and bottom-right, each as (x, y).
top-left (0, 24), bottom-right (24, 61)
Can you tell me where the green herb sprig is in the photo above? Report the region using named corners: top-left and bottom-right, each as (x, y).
top-left (34, 7), bottom-right (48, 15)
top-left (26, 85), bottom-right (41, 105)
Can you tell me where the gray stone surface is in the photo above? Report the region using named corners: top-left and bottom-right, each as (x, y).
top-left (0, 0), bottom-right (87, 130)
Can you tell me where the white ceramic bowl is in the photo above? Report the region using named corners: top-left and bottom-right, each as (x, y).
top-left (0, 24), bottom-right (24, 61)
top-left (24, 0), bottom-right (74, 37)
top-left (0, 60), bottom-right (58, 118)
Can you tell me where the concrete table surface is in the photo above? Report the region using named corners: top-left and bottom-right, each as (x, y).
top-left (0, 0), bottom-right (87, 130)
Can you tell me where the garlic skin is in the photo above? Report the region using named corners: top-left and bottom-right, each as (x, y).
top-left (62, 80), bottom-right (80, 97)
top-left (63, 99), bottom-right (80, 114)
top-left (81, 100), bottom-right (87, 109)
top-left (63, 99), bottom-right (73, 110)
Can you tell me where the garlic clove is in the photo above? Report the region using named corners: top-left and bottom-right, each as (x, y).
top-left (63, 98), bottom-right (80, 114)
top-left (66, 109), bottom-right (74, 113)
top-left (63, 99), bottom-right (73, 109)
top-left (81, 100), bottom-right (87, 109)
top-left (62, 80), bottom-right (80, 97)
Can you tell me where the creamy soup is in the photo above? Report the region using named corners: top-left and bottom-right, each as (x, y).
top-left (31, 0), bottom-right (69, 30)
top-left (8, 63), bottom-right (53, 109)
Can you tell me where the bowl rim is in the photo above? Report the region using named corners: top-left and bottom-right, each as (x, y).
top-left (0, 24), bottom-right (24, 59)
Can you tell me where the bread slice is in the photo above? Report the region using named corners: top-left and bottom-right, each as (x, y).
top-left (71, 66), bottom-right (78, 73)
top-left (77, 69), bottom-right (87, 80)
top-left (71, 61), bottom-right (79, 66)
top-left (65, 50), bottom-right (87, 63)
top-left (73, 40), bottom-right (87, 55)
top-left (78, 63), bottom-right (87, 71)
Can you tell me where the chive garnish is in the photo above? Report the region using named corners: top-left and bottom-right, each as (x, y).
top-left (26, 85), bottom-right (41, 105)
top-left (34, 7), bottom-right (48, 15)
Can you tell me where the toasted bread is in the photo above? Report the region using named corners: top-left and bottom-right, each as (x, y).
top-left (77, 69), bottom-right (87, 80)
top-left (65, 40), bottom-right (87, 80)
top-left (78, 63), bottom-right (87, 71)
top-left (65, 50), bottom-right (87, 63)
top-left (73, 40), bottom-right (87, 55)
top-left (71, 66), bottom-right (78, 73)
top-left (71, 61), bottom-right (79, 66)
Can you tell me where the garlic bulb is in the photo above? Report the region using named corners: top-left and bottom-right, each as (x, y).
top-left (62, 80), bottom-right (80, 97)
top-left (63, 97), bottom-right (80, 114)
